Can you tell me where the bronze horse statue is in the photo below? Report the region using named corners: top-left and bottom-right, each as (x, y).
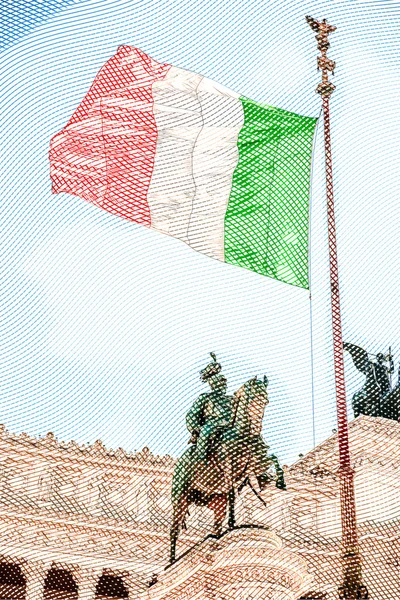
top-left (170, 376), bottom-right (285, 563)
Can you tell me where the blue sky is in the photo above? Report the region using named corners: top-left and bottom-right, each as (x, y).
top-left (1, 0), bottom-right (399, 464)
top-left (1, 0), bottom-right (81, 51)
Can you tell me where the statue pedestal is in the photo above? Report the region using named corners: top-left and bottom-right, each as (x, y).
top-left (144, 527), bottom-right (313, 600)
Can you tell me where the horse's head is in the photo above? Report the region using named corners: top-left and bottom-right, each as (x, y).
top-left (234, 376), bottom-right (269, 435)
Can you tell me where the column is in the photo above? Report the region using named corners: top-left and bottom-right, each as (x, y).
top-left (22, 561), bottom-right (50, 600)
top-left (77, 568), bottom-right (102, 600)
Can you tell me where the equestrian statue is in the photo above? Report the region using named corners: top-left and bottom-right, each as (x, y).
top-left (170, 353), bottom-right (286, 563)
top-left (344, 342), bottom-right (400, 421)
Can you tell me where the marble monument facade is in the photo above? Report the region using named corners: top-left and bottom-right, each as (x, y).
top-left (0, 416), bottom-right (398, 599)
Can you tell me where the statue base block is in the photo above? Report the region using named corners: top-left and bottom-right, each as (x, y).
top-left (144, 526), bottom-right (313, 600)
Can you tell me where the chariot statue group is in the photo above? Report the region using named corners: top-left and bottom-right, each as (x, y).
top-left (344, 343), bottom-right (400, 421)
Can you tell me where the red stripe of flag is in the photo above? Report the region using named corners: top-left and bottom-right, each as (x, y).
top-left (50, 46), bottom-right (170, 226)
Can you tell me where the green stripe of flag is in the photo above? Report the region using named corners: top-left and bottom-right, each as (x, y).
top-left (224, 98), bottom-right (317, 289)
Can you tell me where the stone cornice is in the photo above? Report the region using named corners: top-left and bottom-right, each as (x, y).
top-left (0, 425), bottom-right (175, 473)
top-left (351, 415), bottom-right (400, 440)
top-left (2, 414), bottom-right (397, 477)
top-left (0, 509), bottom-right (200, 570)
top-left (0, 506), bottom-right (167, 537)
top-left (1, 415), bottom-right (398, 512)
top-left (281, 517), bottom-right (400, 549)
top-left (0, 506), bottom-right (200, 548)
top-left (286, 415), bottom-right (400, 495)
top-left (285, 450), bottom-right (400, 500)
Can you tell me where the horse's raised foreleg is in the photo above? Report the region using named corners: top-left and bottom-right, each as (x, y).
top-left (269, 454), bottom-right (286, 490)
top-left (170, 497), bottom-right (189, 564)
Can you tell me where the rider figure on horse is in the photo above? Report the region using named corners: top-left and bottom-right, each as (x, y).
top-left (185, 354), bottom-right (279, 489)
top-left (171, 356), bottom-right (287, 563)
top-left (186, 353), bottom-right (234, 465)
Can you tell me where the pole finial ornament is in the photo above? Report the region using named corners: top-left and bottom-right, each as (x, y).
top-left (306, 16), bottom-right (336, 97)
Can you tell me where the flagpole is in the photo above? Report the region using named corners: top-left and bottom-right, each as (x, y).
top-left (305, 17), bottom-right (368, 600)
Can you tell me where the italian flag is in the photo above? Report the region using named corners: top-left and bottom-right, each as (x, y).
top-left (50, 46), bottom-right (317, 289)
